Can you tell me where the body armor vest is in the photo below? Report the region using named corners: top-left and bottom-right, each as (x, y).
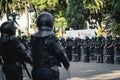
top-left (31, 36), bottom-right (59, 68)
top-left (0, 38), bottom-right (19, 64)
top-left (95, 40), bottom-right (102, 47)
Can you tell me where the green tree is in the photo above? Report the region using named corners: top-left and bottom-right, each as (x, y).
top-left (84, 0), bottom-right (103, 13)
top-left (112, 0), bottom-right (120, 35)
top-left (99, 0), bottom-right (114, 35)
top-left (113, 24), bottom-right (120, 35)
top-left (84, 0), bottom-right (103, 28)
top-left (66, 0), bottom-right (84, 30)
top-left (112, 0), bottom-right (120, 23)
top-left (29, 0), bottom-right (68, 29)
top-left (29, 0), bottom-right (58, 15)
top-left (0, 0), bottom-right (27, 19)
top-left (0, 0), bottom-right (13, 19)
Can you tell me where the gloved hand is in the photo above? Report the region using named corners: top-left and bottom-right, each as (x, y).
top-left (63, 61), bottom-right (70, 70)
top-left (25, 55), bottom-right (33, 64)
top-left (0, 58), bottom-right (3, 65)
top-left (25, 56), bottom-right (33, 65)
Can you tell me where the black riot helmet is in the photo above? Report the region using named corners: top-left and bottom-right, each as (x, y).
top-left (85, 36), bottom-right (89, 40)
top-left (106, 34), bottom-right (112, 40)
top-left (98, 35), bottom-right (103, 40)
top-left (0, 21), bottom-right (17, 35)
top-left (36, 12), bottom-right (54, 29)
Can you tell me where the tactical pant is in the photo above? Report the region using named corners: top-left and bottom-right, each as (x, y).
top-left (72, 48), bottom-right (80, 62)
top-left (95, 47), bottom-right (103, 63)
top-left (32, 66), bottom-right (59, 80)
top-left (104, 55), bottom-right (114, 64)
top-left (2, 63), bottom-right (23, 80)
top-left (67, 54), bottom-right (72, 61)
top-left (114, 56), bottom-right (120, 64)
top-left (114, 48), bottom-right (120, 64)
top-left (83, 54), bottom-right (90, 62)
top-left (104, 48), bottom-right (114, 64)
top-left (83, 48), bottom-right (90, 62)
top-left (96, 55), bottom-right (103, 63)
top-left (90, 53), bottom-right (95, 61)
top-left (66, 48), bottom-right (72, 61)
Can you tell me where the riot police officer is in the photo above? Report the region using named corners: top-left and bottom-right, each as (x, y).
top-left (104, 35), bottom-right (114, 64)
top-left (0, 21), bottom-right (32, 80)
top-left (114, 35), bottom-right (120, 64)
top-left (72, 37), bottom-right (81, 61)
top-left (59, 37), bottom-right (65, 48)
top-left (89, 37), bottom-right (96, 61)
top-left (30, 12), bottom-right (70, 80)
top-left (65, 37), bottom-right (73, 61)
top-left (82, 36), bottom-right (90, 62)
top-left (94, 36), bottom-right (104, 63)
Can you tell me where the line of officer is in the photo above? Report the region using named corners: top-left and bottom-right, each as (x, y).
top-left (61, 35), bottom-right (120, 64)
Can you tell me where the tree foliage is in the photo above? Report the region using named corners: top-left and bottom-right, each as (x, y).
top-left (1, 0), bottom-right (120, 35)
top-left (0, 0), bottom-right (27, 19)
top-left (112, 0), bottom-right (120, 23)
top-left (101, 0), bottom-right (120, 35)
top-left (84, 0), bottom-right (103, 12)
top-left (112, 0), bottom-right (120, 35)
top-left (29, 0), bottom-right (58, 13)
top-left (84, 0), bottom-right (103, 26)
top-left (29, 0), bottom-right (68, 28)
top-left (113, 24), bottom-right (120, 35)
top-left (66, 0), bottom-right (84, 29)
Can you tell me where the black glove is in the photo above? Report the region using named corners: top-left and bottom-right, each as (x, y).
top-left (25, 56), bottom-right (33, 64)
top-left (0, 58), bottom-right (2, 65)
top-left (63, 61), bottom-right (70, 70)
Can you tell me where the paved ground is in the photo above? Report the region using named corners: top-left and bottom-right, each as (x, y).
top-left (0, 62), bottom-right (120, 80)
top-left (60, 62), bottom-right (120, 80)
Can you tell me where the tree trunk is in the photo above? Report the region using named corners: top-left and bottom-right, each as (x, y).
top-left (25, 1), bottom-right (29, 35)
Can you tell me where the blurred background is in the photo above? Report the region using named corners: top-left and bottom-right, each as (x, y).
top-left (0, 0), bottom-right (120, 38)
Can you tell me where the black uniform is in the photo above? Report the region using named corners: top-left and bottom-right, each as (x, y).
top-left (0, 21), bottom-right (32, 80)
top-left (59, 37), bottom-right (65, 48)
top-left (65, 37), bottom-right (73, 61)
top-left (82, 36), bottom-right (90, 62)
top-left (30, 12), bottom-right (70, 80)
top-left (89, 37), bottom-right (96, 61)
top-left (104, 35), bottom-right (114, 64)
top-left (94, 36), bottom-right (104, 63)
top-left (114, 36), bottom-right (120, 64)
top-left (72, 38), bottom-right (81, 61)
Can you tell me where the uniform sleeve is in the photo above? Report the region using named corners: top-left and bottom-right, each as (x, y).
top-left (16, 39), bottom-right (32, 64)
top-left (0, 45), bottom-right (2, 55)
top-left (0, 45), bottom-right (3, 64)
top-left (51, 36), bottom-right (70, 70)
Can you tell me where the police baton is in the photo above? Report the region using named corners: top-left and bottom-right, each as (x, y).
top-left (0, 58), bottom-right (5, 80)
top-left (22, 62), bottom-right (32, 79)
top-left (68, 67), bottom-right (71, 80)
top-left (0, 65), bottom-right (4, 80)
